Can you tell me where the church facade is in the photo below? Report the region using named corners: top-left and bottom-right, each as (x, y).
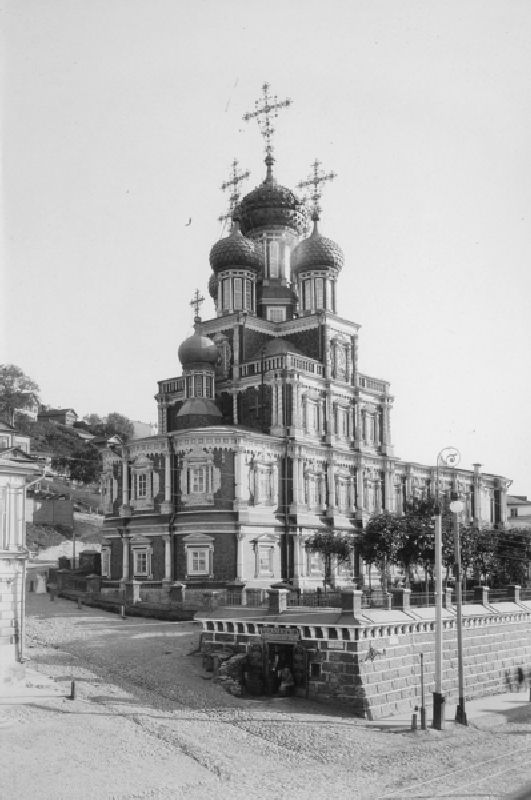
top-left (100, 85), bottom-right (510, 592)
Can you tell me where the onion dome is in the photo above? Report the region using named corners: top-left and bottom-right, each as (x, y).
top-left (239, 179), bottom-right (307, 236)
top-left (290, 220), bottom-right (344, 275)
top-left (209, 220), bottom-right (261, 273)
top-left (178, 332), bottom-right (218, 370)
top-left (208, 272), bottom-right (218, 300)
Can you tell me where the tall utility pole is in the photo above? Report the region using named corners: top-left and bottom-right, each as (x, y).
top-left (433, 447), bottom-right (461, 730)
top-left (451, 493), bottom-right (467, 725)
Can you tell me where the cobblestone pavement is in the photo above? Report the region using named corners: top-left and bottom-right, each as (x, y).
top-left (2, 595), bottom-right (530, 800)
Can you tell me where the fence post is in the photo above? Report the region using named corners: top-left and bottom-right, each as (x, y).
top-left (507, 585), bottom-right (521, 603)
top-left (473, 586), bottom-right (489, 605)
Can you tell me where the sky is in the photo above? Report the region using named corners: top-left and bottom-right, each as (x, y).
top-left (2, 0), bottom-right (531, 494)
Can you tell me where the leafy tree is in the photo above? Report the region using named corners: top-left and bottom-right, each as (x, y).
top-left (359, 512), bottom-right (405, 592)
top-left (106, 412), bottom-right (134, 441)
top-left (53, 443), bottom-right (101, 483)
top-left (0, 364), bottom-right (40, 426)
top-left (305, 531), bottom-right (354, 591)
top-left (83, 411), bottom-right (134, 442)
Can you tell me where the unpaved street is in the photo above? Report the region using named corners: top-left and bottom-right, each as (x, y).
top-left (2, 595), bottom-right (531, 800)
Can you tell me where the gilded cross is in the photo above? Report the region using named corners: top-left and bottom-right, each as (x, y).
top-left (243, 82), bottom-right (292, 172)
top-left (190, 289), bottom-right (205, 321)
top-left (297, 159), bottom-right (337, 222)
top-left (218, 158), bottom-right (250, 228)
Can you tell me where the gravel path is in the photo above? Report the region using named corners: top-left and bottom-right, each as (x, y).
top-left (2, 594), bottom-right (530, 800)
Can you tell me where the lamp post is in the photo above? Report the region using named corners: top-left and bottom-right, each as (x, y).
top-left (450, 493), bottom-right (467, 725)
top-left (433, 447), bottom-right (460, 730)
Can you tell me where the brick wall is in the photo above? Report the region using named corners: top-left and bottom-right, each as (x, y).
top-left (200, 607), bottom-right (531, 719)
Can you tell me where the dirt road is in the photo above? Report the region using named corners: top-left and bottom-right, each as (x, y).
top-left (2, 594), bottom-right (531, 799)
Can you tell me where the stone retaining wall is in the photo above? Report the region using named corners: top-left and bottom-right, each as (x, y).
top-left (199, 603), bottom-right (531, 719)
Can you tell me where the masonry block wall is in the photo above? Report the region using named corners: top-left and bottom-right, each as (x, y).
top-left (0, 560), bottom-right (24, 687)
top-left (200, 606), bottom-right (531, 719)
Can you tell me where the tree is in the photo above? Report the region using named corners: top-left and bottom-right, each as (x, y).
top-left (105, 412), bottom-right (134, 442)
top-left (83, 411), bottom-right (134, 442)
top-left (0, 364), bottom-right (40, 426)
top-left (359, 512), bottom-right (405, 592)
top-left (305, 531), bottom-right (354, 591)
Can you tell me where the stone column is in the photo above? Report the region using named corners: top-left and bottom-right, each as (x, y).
top-left (349, 475), bottom-right (356, 511)
top-left (236, 532), bottom-right (245, 581)
top-left (345, 343), bottom-right (352, 383)
top-left (292, 532), bottom-right (304, 583)
top-left (319, 472), bottom-right (327, 511)
top-left (121, 536), bottom-right (130, 582)
top-left (120, 457), bottom-right (131, 516)
top-left (384, 466), bottom-right (393, 512)
top-left (327, 461), bottom-right (336, 512)
top-left (161, 453), bottom-right (173, 514)
top-left (272, 462), bottom-right (279, 507)
top-left (162, 535), bottom-right (172, 582)
top-left (356, 469), bottom-right (364, 513)
top-left (291, 453), bottom-right (299, 512)
top-left (473, 463), bottom-right (482, 526)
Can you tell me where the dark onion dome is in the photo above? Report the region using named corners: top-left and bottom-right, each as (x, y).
top-left (209, 220), bottom-right (261, 273)
top-left (208, 271), bottom-right (218, 299)
top-left (290, 220), bottom-right (344, 275)
top-left (239, 179), bottom-right (308, 236)
top-left (178, 331), bottom-right (218, 370)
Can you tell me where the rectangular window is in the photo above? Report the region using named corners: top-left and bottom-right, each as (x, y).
top-left (268, 240), bottom-right (279, 277)
top-left (192, 468), bottom-right (205, 493)
top-left (194, 374), bottom-right (203, 397)
top-left (258, 546), bottom-right (273, 574)
top-left (134, 551), bottom-right (148, 576)
top-left (315, 278), bottom-right (324, 309)
top-left (190, 549), bottom-right (209, 574)
top-left (205, 376), bottom-right (212, 398)
top-left (510, 508), bottom-right (518, 518)
top-left (267, 307), bottom-right (286, 322)
top-left (303, 280), bottom-right (312, 310)
top-left (245, 280), bottom-right (252, 311)
top-left (222, 278), bottom-right (231, 309)
top-left (233, 277), bottom-right (243, 310)
top-left (101, 549), bottom-right (111, 578)
top-left (137, 474), bottom-right (147, 498)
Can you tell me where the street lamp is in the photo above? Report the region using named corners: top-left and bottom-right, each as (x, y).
top-left (433, 447), bottom-right (460, 731)
top-left (450, 494), bottom-right (467, 725)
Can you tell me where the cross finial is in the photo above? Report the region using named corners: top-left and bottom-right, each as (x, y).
top-left (243, 82), bottom-right (292, 182)
top-left (190, 289), bottom-right (205, 323)
top-left (217, 158), bottom-right (250, 232)
top-left (297, 159), bottom-right (337, 225)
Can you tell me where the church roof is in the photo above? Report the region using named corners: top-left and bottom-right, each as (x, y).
top-left (178, 331), bottom-right (218, 370)
top-left (239, 178), bottom-right (307, 236)
top-left (291, 221), bottom-right (344, 274)
top-left (209, 220), bottom-right (262, 273)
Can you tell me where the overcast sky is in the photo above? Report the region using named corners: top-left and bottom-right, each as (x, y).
top-left (2, 0), bottom-right (531, 494)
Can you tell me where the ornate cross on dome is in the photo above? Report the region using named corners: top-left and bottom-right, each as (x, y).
top-left (243, 82), bottom-right (292, 180)
top-left (297, 159), bottom-right (337, 222)
top-left (218, 158), bottom-right (250, 230)
top-left (190, 289), bottom-right (205, 322)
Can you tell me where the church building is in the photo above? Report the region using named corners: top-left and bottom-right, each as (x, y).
top-left (101, 85), bottom-right (509, 592)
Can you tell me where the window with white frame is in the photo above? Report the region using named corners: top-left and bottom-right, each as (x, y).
top-left (131, 542), bottom-right (152, 578)
top-left (189, 465), bottom-right (213, 494)
top-left (137, 473), bottom-right (147, 498)
top-left (183, 532), bottom-right (214, 578)
top-left (253, 536), bottom-right (276, 577)
top-left (233, 277), bottom-right (243, 310)
top-left (267, 240), bottom-right (280, 277)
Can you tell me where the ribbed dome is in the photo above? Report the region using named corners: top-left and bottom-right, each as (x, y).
top-left (209, 221), bottom-right (261, 273)
top-left (291, 223), bottom-right (344, 274)
top-left (208, 272), bottom-right (218, 299)
top-left (178, 332), bottom-right (218, 369)
top-left (239, 179), bottom-right (307, 236)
